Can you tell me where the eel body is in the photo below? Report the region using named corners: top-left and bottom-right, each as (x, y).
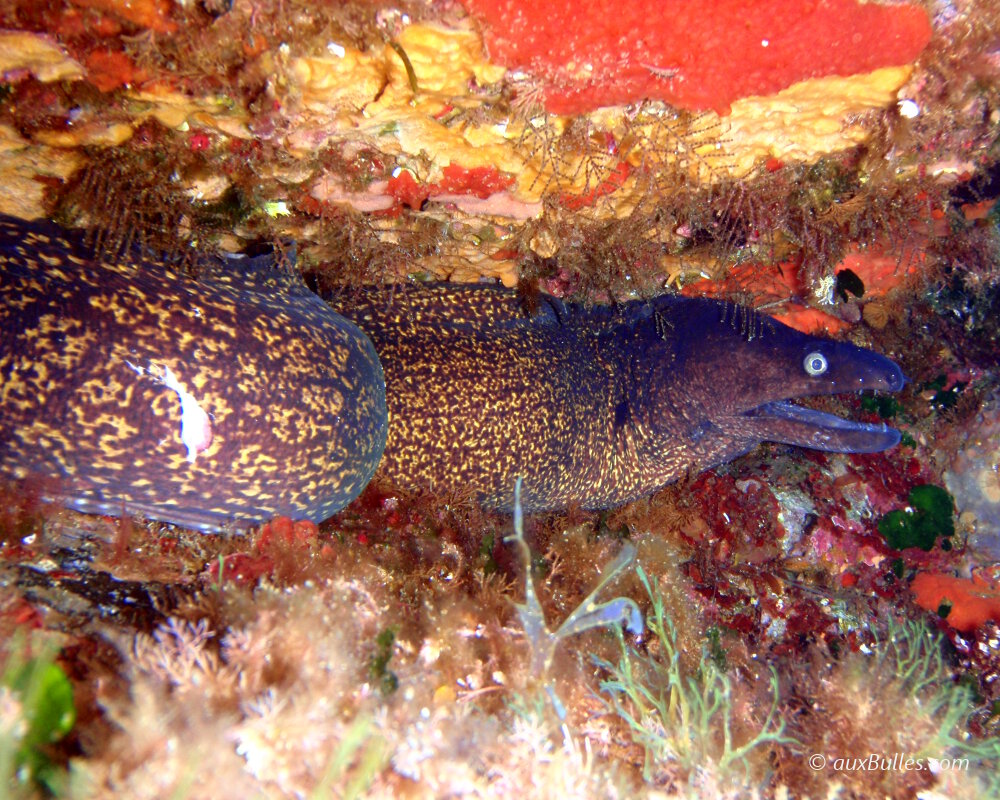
top-left (333, 283), bottom-right (904, 512)
top-left (0, 211), bottom-right (905, 529)
top-left (0, 215), bottom-right (387, 532)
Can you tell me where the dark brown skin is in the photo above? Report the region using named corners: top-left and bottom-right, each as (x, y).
top-left (0, 215), bottom-right (387, 532)
top-left (334, 283), bottom-right (904, 512)
top-left (0, 211), bottom-right (903, 529)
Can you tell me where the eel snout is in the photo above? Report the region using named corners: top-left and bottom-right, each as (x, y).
top-left (739, 348), bottom-right (905, 453)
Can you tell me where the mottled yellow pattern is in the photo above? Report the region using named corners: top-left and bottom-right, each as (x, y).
top-left (333, 283), bottom-right (903, 511)
top-left (0, 215), bottom-right (387, 531)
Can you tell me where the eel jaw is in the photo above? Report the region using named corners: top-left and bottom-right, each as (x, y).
top-left (739, 400), bottom-right (902, 453)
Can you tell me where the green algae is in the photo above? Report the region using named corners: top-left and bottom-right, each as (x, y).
top-left (1, 637), bottom-right (76, 797)
top-left (878, 484), bottom-right (956, 551)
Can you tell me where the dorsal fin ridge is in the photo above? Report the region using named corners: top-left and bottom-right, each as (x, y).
top-left (198, 241), bottom-right (306, 297)
top-left (0, 213), bottom-right (309, 298)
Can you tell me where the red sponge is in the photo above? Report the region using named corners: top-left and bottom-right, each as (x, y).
top-left (461, 0), bottom-right (932, 115)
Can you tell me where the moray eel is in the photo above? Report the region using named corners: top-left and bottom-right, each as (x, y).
top-left (0, 215), bottom-right (387, 532)
top-left (333, 283), bottom-right (904, 512)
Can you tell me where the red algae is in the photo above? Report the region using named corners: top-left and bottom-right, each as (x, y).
top-left (437, 164), bottom-right (514, 198)
top-left (387, 170), bottom-right (431, 209)
top-left (461, 0), bottom-right (932, 115)
top-left (68, 0), bottom-right (177, 34)
top-left (204, 516), bottom-right (325, 588)
top-left (388, 164), bottom-right (515, 209)
top-left (84, 49), bottom-right (147, 92)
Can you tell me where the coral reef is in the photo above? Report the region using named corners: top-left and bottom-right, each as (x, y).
top-left (0, 0), bottom-right (993, 297)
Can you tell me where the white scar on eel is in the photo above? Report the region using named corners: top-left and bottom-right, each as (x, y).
top-left (125, 360), bottom-right (214, 462)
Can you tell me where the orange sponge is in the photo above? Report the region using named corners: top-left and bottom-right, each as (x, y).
top-left (910, 572), bottom-right (1000, 633)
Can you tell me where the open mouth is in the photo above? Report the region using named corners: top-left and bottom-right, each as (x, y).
top-left (742, 400), bottom-right (901, 453)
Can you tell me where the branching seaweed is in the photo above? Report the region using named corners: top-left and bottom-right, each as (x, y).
top-left (595, 565), bottom-right (794, 785)
top-left (871, 618), bottom-right (1000, 767)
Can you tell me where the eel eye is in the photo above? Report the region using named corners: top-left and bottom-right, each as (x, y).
top-left (804, 351), bottom-right (828, 376)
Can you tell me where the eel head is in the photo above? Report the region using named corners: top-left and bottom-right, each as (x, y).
top-left (635, 295), bottom-right (905, 456)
